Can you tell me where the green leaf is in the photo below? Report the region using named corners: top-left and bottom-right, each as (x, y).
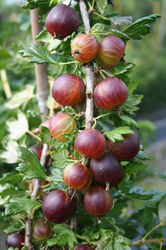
top-left (108, 29), bottom-right (130, 40)
top-left (36, 28), bottom-right (60, 51)
top-left (7, 112), bottom-right (29, 140)
top-left (126, 80), bottom-right (139, 94)
top-left (21, 0), bottom-right (50, 15)
top-left (5, 85), bottom-right (34, 110)
top-left (113, 234), bottom-right (131, 250)
top-left (91, 24), bottom-right (130, 40)
top-left (104, 126), bottom-right (134, 143)
top-left (17, 146), bottom-right (47, 179)
top-left (1, 186), bottom-right (25, 199)
top-left (0, 173), bottom-right (22, 186)
top-left (91, 23), bottom-right (108, 33)
top-left (112, 63), bottom-right (135, 77)
top-left (4, 220), bottom-right (24, 234)
top-left (128, 186), bottom-right (153, 199)
top-left (50, 0), bottom-right (59, 7)
top-left (158, 197), bottom-right (166, 222)
top-left (123, 14), bottom-right (161, 40)
top-left (40, 126), bottom-right (51, 144)
top-left (19, 44), bottom-right (56, 64)
top-left (93, 229), bottom-right (131, 250)
top-left (136, 152), bottom-right (150, 161)
top-left (47, 168), bottom-right (66, 191)
top-left (125, 162), bottom-right (147, 178)
top-left (120, 115), bottom-right (139, 129)
top-left (110, 16), bottom-right (133, 26)
top-left (97, 118), bottom-right (114, 132)
top-left (47, 224), bottom-right (78, 250)
top-left (51, 147), bottom-right (74, 169)
top-left (5, 198), bottom-right (41, 215)
top-left (126, 186), bottom-right (164, 201)
top-left (96, 0), bottom-right (107, 14)
top-left (122, 94), bottom-right (144, 115)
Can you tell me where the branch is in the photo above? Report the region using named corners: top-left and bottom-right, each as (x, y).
top-left (131, 220), bottom-right (166, 248)
top-left (25, 218), bottom-right (32, 249)
top-left (142, 220), bottom-right (166, 240)
top-left (79, 0), bottom-right (94, 129)
top-left (30, 8), bottom-right (49, 120)
top-left (79, 0), bottom-right (90, 32)
top-left (25, 8), bottom-right (49, 249)
top-left (131, 238), bottom-right (166, 246)
top-left (69, 0), bottom-right (94, 230)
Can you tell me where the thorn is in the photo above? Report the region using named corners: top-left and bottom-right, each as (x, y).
top-left (80, 111), bottom-right (85, 117)
top-left (105, 182), bottom-right (110, 191)
top-left (70, 190), bottom-right (76, 201)
top-left (97, 217), bottom-right (102, 224)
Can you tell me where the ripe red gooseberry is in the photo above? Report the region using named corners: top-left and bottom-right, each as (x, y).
top-left (42, 190), bottom-right (74, 223)
top-left (97, 35), bottom-right (125, 68)
top-left (90, 152), bottom-right (124, 187)
top-left (108, 134), bottom-right (140, 161)
top-left (6, 232), bottom-right (24, 249)
top-left (52, 74), bottom-right (85, 106)
top-left (71, 34), bottom-right (99, 63)
top-left (32, 218), bottom-right (52, 243)
top-left (46, 4), bottom-right (79, 39)
top-left (74, 129), bottom-right (106, 159)
top-left (49, 113), bottom-right (77, 142)
top-left (94, 77), bottom-right (128, 110)
top-left (84, 186), bottom-right (113, 216)
top-left (74, 244), bottom-right (95, 250)
top-left (63, 163), bottom-right (91, 191)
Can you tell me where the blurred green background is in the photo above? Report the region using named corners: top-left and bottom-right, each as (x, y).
top-left (115, 0), bottom-right (166, 113)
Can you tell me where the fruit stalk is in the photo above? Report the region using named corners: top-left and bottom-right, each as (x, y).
top-left (79, 0), bottom-right (94, 129)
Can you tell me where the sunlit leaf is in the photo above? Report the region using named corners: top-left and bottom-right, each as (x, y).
top-left (48, 224), bottom-right (78, 250)
top-left (105, 127), bottom-right (134, 143)
top-left (7, 112), bottom-right (29, 140)
top-left (96, 0), bottom-right (107, 14)
top-left (0, 141), bottom-right (19, 164)
top-left (5, 85), bottom-right (34, 109)
top-left (5, 198), bottom-right (41, 215)
top-left (110, 16), bottom-right (133, 26)
top-left (123, 14), bottom-right (161, 39)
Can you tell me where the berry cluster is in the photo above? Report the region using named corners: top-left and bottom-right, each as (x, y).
top-left (6, 3), bottom-right (140, 250)
top-left (44, 4), bottom-right (140, 249)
